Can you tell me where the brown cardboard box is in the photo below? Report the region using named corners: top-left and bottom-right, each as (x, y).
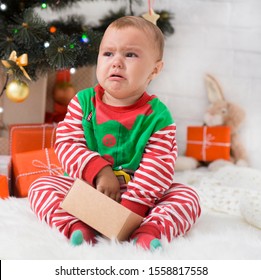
top-left (61, 179), bottom-right (143, 241)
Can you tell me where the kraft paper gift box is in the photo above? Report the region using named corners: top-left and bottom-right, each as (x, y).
top-left (61, 179), bottom-right (143, 241)
top-left (186, 126), bottom-right (231, 162)
top-left (12, 148), bottom-right (63, 197)
top-left (9, 123), bottom-right (57, 157)
top-left (0, 175), bottom-right (9, 199)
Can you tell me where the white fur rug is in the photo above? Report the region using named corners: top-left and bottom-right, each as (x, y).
top-left (1, 166), bottom-right (261, 260)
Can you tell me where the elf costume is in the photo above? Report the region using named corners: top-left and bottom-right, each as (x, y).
top-left (29, 85), bottom-right (201, 250)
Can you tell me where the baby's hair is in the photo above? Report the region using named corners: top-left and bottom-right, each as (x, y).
top-left (107, 16), bottom-right (165, 60)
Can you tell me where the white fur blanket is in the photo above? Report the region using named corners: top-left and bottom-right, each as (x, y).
top-left (0, 166), bottom-right (261, 260)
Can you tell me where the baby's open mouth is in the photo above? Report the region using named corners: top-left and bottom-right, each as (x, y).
top-left (109, 74), bottom-right (124, 80)
top-left (111, 74), bottom-right (122, 78)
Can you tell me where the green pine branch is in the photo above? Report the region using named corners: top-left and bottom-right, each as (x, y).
top-left (0, 0), bottom-right (174, 82)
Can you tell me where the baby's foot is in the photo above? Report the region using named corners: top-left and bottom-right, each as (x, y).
top-left (70, 230), bottom-right (84, 246)
top-left (133, 233), bottom-right (162, 251)
top-left (69, 222), bottom-right (97, 246)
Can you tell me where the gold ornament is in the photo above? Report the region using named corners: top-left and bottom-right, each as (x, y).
top-left (1, 51), bottom-right (31, 81)
top-left (6, 80), bottom-right (30, 103)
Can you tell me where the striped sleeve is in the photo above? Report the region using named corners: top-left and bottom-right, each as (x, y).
top-left (54, 95), bottom-right (110, 185)
top-left (121, 123), bottom-right (178, 215)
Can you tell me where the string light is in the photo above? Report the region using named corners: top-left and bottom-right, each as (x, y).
top-left (41, 2), bottom-right (47, 9)
top-left (49, 26), bottom-right (57, 33)
top-left (44, 41), bottom-right (50, 48)
top-left (81, 34), bottom-right (89, 43)
top-left (70, 68), bottom-right (76, 74)
top-left (0, 107), bottom-right (4, 114)
top-left (0, 3), bottom-right (7, 11)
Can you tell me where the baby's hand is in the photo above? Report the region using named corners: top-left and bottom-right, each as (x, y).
top-left (95, 166), bottom-right (121, 202)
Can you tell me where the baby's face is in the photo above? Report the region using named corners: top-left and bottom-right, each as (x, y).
top-left (96, 26), bottom-right (163, 106)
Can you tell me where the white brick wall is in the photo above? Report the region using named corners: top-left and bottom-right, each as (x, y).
top-left (38, 0), bottom-right (261, 169)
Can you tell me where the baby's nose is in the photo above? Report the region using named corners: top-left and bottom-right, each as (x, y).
top-left (112, 56), bottom-right (123, 68)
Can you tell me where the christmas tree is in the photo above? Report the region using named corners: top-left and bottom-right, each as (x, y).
top-left (0, 0), bottom-right (174, 89)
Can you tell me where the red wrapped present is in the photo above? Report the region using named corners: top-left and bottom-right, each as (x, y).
top-left (12, 148), bottom-right (63, 197)
top-left (186, 126), bottom-right (231, 162)
top-left (0, 175), bottom-right (9, 199)
top-left (9, 123), bottom-right (57, 157)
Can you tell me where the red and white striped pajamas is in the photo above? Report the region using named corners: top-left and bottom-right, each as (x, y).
top-left (29, 175), bottom-right (200, 242)
top-left (28, 92), bottom-right (201, 242)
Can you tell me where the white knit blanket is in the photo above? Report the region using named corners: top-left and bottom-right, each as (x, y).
top-left (175, 165), bottom-right (261, 229)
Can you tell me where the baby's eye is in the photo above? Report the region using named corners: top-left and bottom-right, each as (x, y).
top-left (103, 52), bottom-right (113, 57)
top-left (126, 52), bottom-right (138, 58)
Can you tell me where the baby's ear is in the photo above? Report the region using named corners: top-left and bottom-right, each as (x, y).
top-left (150, 60), bottom-right (164, 80)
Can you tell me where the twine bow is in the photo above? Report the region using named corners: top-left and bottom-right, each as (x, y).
top-left (1, 50), bottom-right (31, 81)
top-left (201, 127), bottom-right (216, 161)
top-left (15, 148), bottom-right (63, 183)
top-left (32, 159), bottom-right (63, 176)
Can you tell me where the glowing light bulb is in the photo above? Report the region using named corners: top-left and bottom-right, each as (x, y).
top-left (70, 68), bottom-right (76, 74)
top-left (0, 3), bottom-right (7, 11)
top-left (81, 34), bottom-right (89, 43)
top-left (44, 41), bottom-right (50, 48)
top-left (41, 3), bottom-right (47, 9)
top-left (49, 26), bottom-right (57, 33)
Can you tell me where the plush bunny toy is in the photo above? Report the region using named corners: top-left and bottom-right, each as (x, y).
top-left (175, 74), bottom-right (248, 171)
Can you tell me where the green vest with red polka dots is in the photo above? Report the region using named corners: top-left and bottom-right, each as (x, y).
top-left (78, 85), bottom-right (174, 172)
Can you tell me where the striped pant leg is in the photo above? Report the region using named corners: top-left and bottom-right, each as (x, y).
top-left (28, 175), bottom-right (81, 239)
top-left (141, 183), bottom-right (201, 242)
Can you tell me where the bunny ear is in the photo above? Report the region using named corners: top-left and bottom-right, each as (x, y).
top-left (205, 74), bottom-right (225, 103)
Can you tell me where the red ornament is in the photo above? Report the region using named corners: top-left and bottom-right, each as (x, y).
top-left (49, 26), bottom-right (57, 33)
top-left (46, 69), bottom-right (76, 123)
top-left (53, 69), bottom-right (76, 106)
